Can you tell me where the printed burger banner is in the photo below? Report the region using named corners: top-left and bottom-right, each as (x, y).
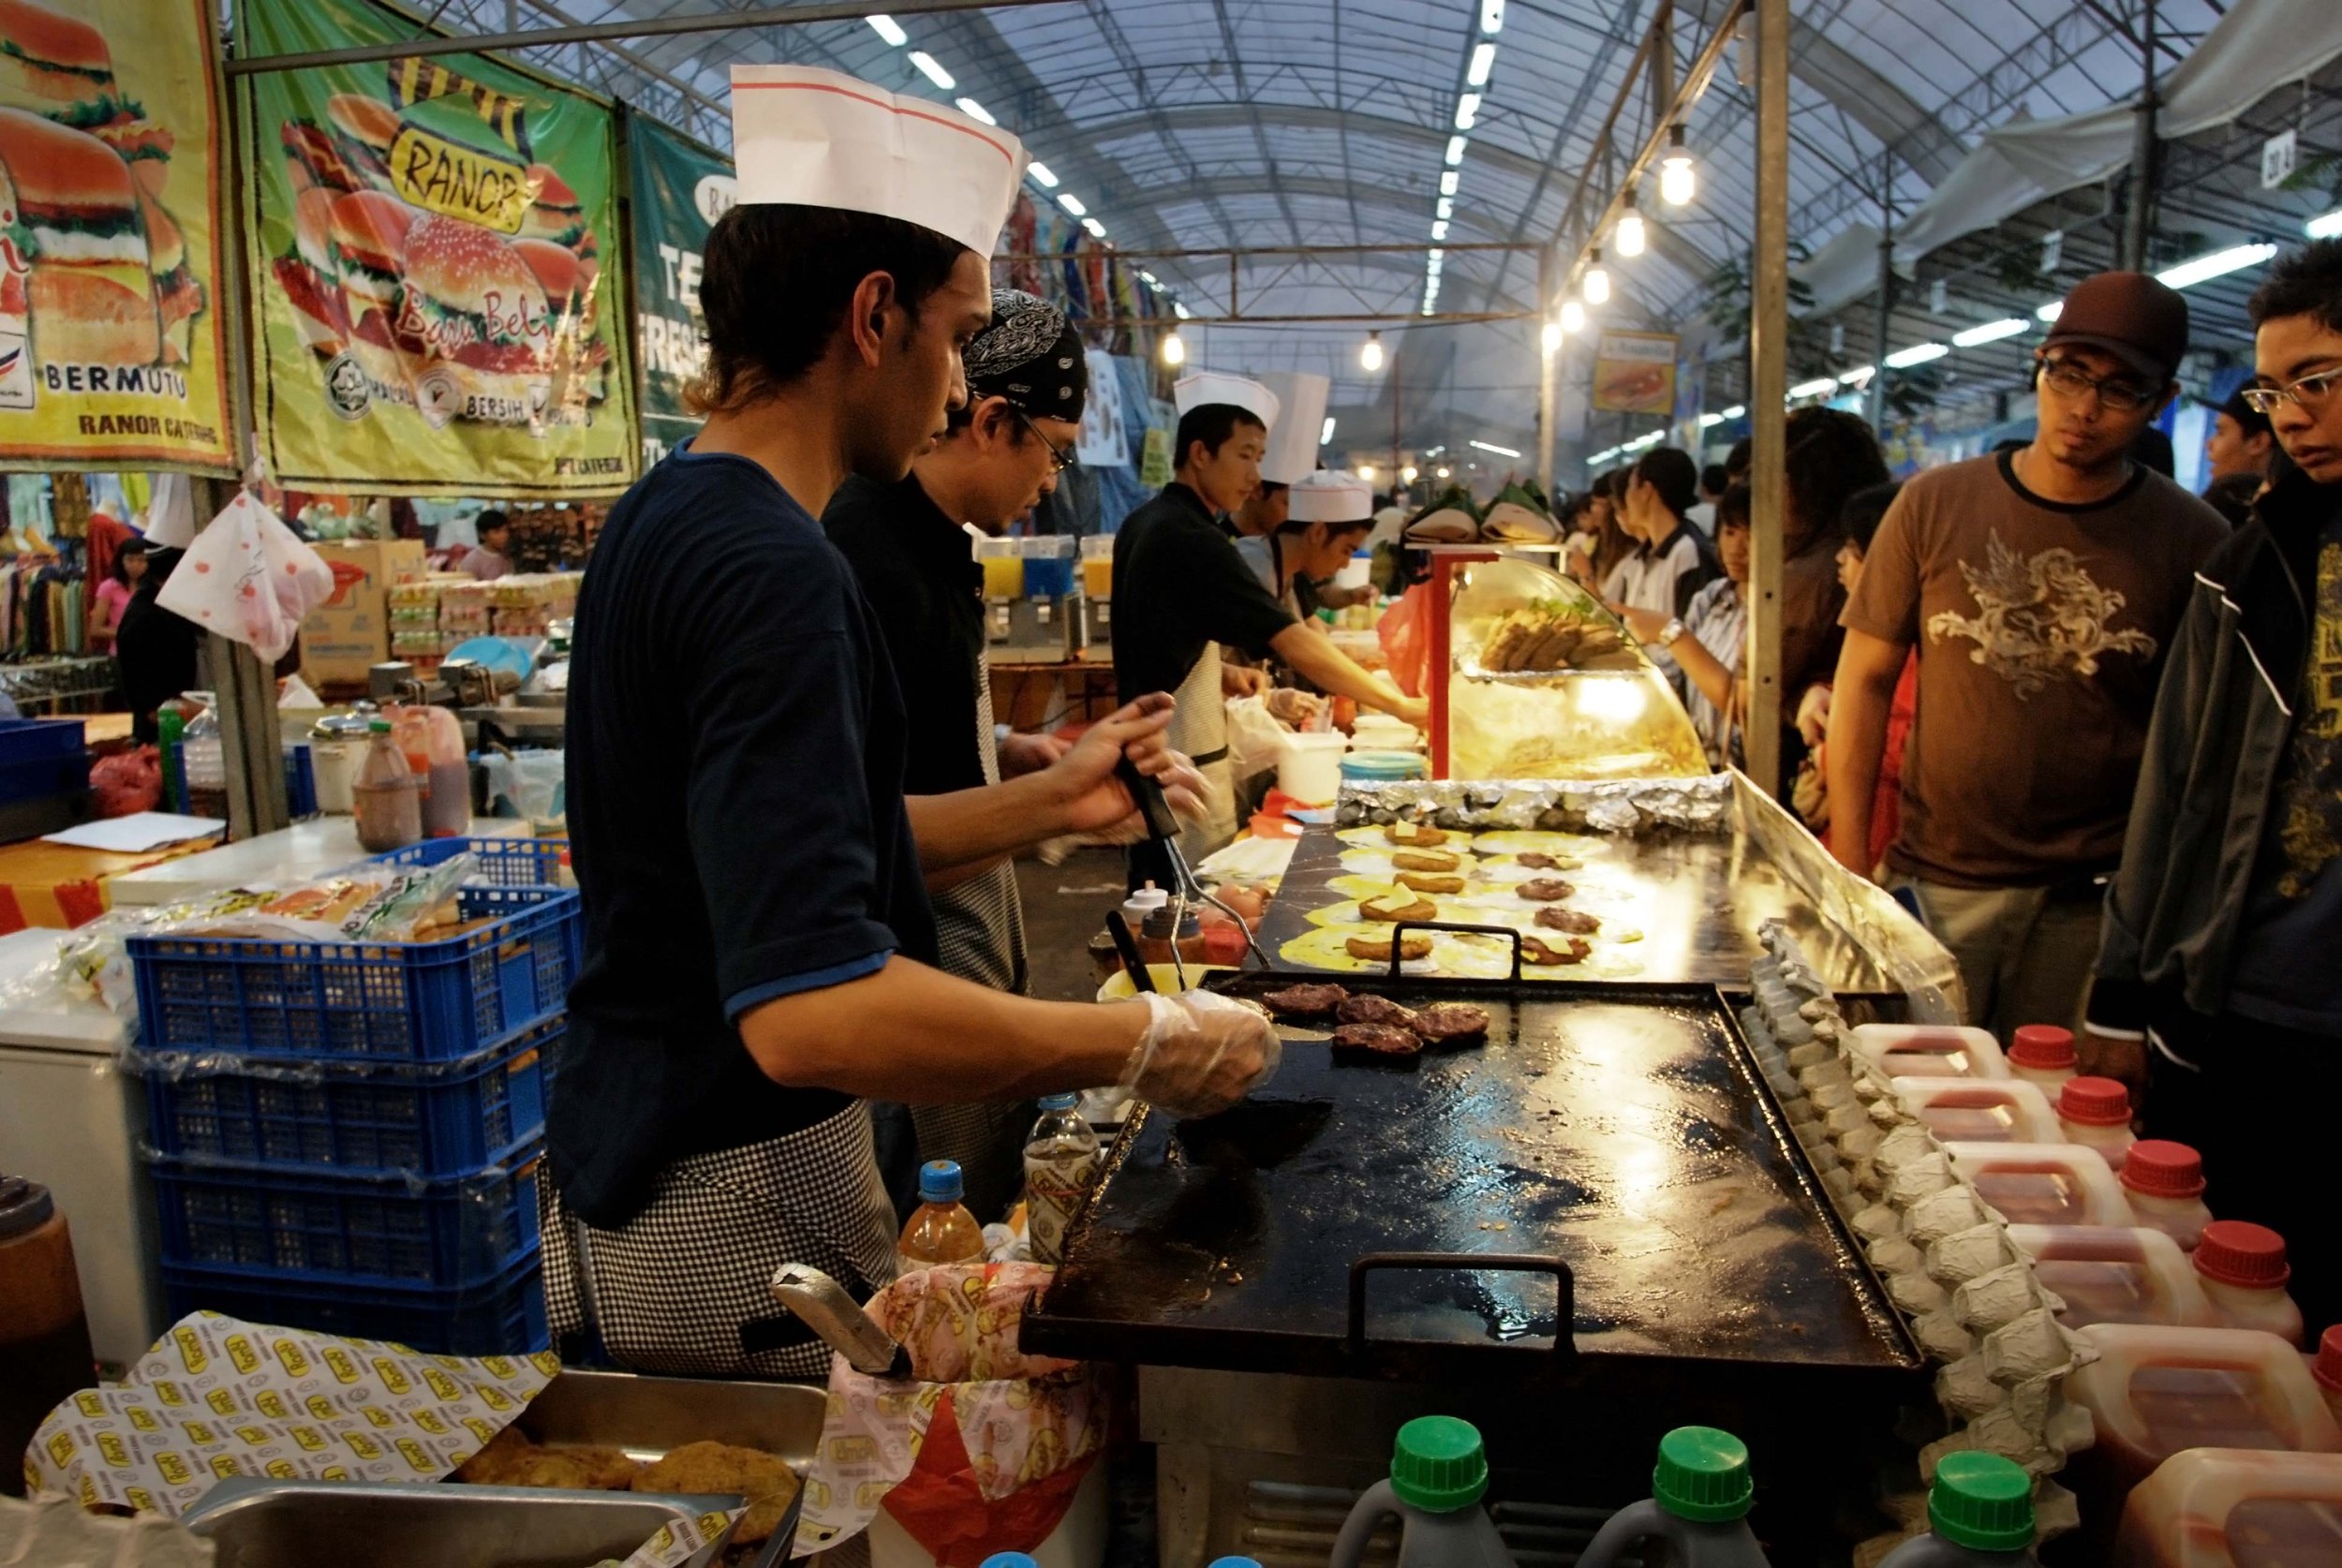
top-left (627, 114), bottom-right (732, 466)
top-left (0, 0), bottom-right (233, 473)
top-left (1590, 329), bottom-right (1679, 417)
top-left (243, 0), bottom-right (637, 496)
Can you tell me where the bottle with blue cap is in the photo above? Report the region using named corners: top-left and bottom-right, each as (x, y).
top-left (1875, 1453), bottom-right (2038, 1565)
top-left (1024, 1094), bottom-right (1101, 1266)
top-left (1576, 1427), bottom-right (1772, 1565)
top-left (897, 1159), bottom-right (986, 1278)
top-left (1329, 1416), bottom-right (1518, 1568)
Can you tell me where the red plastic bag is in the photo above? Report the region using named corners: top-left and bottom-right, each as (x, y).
top-left (1377, 580), bottom-right (1436, 698)
top-left (91, 747), bottom-right (162, 818)
top-left (880, 1391), bottom-right (1097, 1567)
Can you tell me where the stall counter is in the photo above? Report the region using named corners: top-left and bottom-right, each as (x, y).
top-left (104, 818), bottom-right (535, 908)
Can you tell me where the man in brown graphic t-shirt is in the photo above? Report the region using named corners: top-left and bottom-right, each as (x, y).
top-left (1828, 272), bottom-right (2228, 1035)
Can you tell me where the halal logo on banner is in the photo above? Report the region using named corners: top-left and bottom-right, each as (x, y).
top-left (693, 172), bottom-right (738, 227)
top-left (384, 58), bottom-right (536, 233)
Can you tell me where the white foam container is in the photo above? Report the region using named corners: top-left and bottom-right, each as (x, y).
top-left (1277, 731), bottom-right (1349, 805)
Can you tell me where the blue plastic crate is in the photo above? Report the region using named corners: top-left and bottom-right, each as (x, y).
top-left (162, 1252), bottom-right (546, 1356)
top-left (0, 717), bottom-right (88, 805)
top-left (149, 1146), bottom-right (541, 1290)
top-left (142, 1019), bottom-right (556, 1178)
top-left (375, 835), bottom-right (569, 889)
top-left (128, 881), bottom-right (581, 1063)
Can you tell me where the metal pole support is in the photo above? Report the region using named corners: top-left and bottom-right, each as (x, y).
top-left (185, 476), bottom-right (289, 844)
top-left (1744, 0), bottom-right (1790, 798)
top-left (1537, 246), bottom-right (1558, 496)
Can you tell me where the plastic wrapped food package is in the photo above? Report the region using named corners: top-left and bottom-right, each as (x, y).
top-left (1444, 556), bottom-right (1707, 780)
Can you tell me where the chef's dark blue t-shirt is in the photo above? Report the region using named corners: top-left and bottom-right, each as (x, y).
top-left (556, 442), bottom-right (938, 1228)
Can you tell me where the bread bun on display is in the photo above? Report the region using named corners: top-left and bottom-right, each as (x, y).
top-left (401, 213), bottom-right (550, 422)
top-left (0, 108), bottom-right (159, 368)
top-left (0, 0), bottom-right (112, 114)
top-left (138, 189), bottom-right (201, 363)
top-left (325, 93), bottom-right (399, 187)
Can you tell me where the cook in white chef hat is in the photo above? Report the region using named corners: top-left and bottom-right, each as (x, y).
top-left (1286, 468), bottom-right (1374, 525)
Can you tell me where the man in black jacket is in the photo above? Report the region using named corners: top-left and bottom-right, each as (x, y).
top-left (2085, 239), bottom-right (2342, 1331)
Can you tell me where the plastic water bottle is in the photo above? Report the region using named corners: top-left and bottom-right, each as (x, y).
top-left (352, 719), bottom-right (422, 853)
top-left (1024, 1095), bottom-right (1101, 1267)
top-left (1576, 1427), bottom-right (1771, 1566)
top-left (896, 1160), bottom-right (986, 1279)
top-left (1328, 1416), bottom-right (1516, 1568)
top-left (1875, 1452), bottom-right (2038, 1564)
top-left (181, 695), bottom-right (227, 821)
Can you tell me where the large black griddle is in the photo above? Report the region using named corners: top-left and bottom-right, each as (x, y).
top-left (1024, 971), bottom-right (1921, 1406)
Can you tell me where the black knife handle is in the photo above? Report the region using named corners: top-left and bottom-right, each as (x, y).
top-left (1117, 756), bottom-right (1182, 842)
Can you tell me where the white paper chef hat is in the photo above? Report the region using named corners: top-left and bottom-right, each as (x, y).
top-left (1173, 371), bottom-right (1281, 431)
top-left (730, 66), bottom-right (1027, 256)
top-left (1287, 469), bottom-right (1373, 525)
top-left (1256, 371), bottom-right (1330, 486)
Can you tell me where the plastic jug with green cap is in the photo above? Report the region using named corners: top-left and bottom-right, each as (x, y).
top-left (1327, 1416), bottom-right (1516, 1568)
top-left (1574, 1427), bottom-right (1772, 1566)
top-left (1875, 1452), bottom-right (2039, 1564)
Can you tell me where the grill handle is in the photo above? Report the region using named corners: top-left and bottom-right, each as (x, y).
top-left (1346, 1251), bottom-right (1578, 1364)
top-left (1387, 920), bottom-right (1525, 983)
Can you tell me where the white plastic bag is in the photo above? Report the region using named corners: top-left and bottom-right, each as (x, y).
top-left (156, 490), bottom-right (334, 662)
top-left (1223, 693), bottom-right (1289, 780)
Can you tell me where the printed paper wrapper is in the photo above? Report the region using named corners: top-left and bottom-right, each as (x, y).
top-left (22, 1312), bottom-right (556, 1518)
top-left (794, 1264), bottom-right (1107, 1565)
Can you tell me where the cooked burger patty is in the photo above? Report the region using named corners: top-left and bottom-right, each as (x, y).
top-left (1386, 822), bottom-right (1447, 848)
top-left (1395, 872), bottom-right (1465, 895)
top-left (1517, 878), bottom-right (1576, 901)
top-left (1359, 893), bottom-right (1436, 924)
top-left (1337, 994), bottom-right (1419, 1028)
top-left (1534, 907), bottom-right (1602, 935)
top-left (1522, 934), bottom-right (1591, 965)
top-left (1333, 1023), bottom-right (1422, 1056)
top-left (1413, 1003), bottom-right (1491, 1042)
top-left (1392, 850), bottom-right (1462, 873)
top-left (1515, 851), bottom-right (1572, 870)
top-left (1346, 933), bottom-right (1434, 962)
top-left (1262, 983), bottom-right (1349, 1016)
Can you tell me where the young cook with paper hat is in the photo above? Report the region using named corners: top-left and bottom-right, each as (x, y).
top-left (1114, 374), bottom-right (1428, 887)
top-left (553, 68), bottom-right (1276, 1380)
top-left (1227, 371), bottom-right (1328, 540)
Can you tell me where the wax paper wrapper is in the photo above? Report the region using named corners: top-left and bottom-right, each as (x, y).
top-left (22, 1312), bottom-right (558, 1518)
top-left (794, 1264), bottom-right (1107, 1566)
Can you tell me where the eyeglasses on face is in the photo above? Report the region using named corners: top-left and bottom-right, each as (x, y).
top-left (2036, 356), bottom-right (2159, 413)
top-left (1015, 408), bottom-right (1077, 474)
top-left (2241, 366), bottom-right (2342, 416)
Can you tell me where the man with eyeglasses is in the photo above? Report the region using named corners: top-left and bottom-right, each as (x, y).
top-left (1827, 271), bottom-right (2227, 1038)
top-left (2084, 240), bottom-right (2342, 1331)
top-left (825, 288), bottom-right (1208, 1213)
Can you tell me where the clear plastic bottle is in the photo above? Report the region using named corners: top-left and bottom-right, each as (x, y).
top-left (1875, 1452), bottom-right (2039, 1564)
top-left (2120, 1140), bottom-right (2215, 1251)
top-left (2193, 1221), bottom-right (2305, 1347)
top-left (2004, 1025), bottom-right (2078, 1094)
top-left (1575, 1427), bottom-right (1772, 1566)
top-left (2054, 1076), bottom-right (2136, 1170)
top-left (180, 693), bottom-right (227, 821)
top-left (897, 1159), bottom-right (986, 1279)
top-left (1328, 1417), bottom-right (1517, 1568)
top-left (351, 718), bottom-right (422, 853)
top-left (1024, 1095), bottom-right (1101, 1267)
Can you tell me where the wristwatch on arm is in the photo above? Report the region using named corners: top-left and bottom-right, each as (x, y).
top-left (1657, 617), bottom-right (1686, 649)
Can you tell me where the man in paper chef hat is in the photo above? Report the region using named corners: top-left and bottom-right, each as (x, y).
top-left (552, 68), bottom-right (1276, 1379)
top-left (1228, 371), bottom-right (1330, 540)
top-left (1114, 375), bottom-right (1428, 887)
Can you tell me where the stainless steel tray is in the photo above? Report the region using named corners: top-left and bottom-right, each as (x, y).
top-left (181, 1477), bottom-right (740, 1568)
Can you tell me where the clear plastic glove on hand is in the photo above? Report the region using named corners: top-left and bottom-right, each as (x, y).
top-left (1123, 991), bottom-right (1281, 1118)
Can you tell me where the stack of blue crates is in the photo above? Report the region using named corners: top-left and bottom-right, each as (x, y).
top-left (132, 837), bottom-right (578, 1354)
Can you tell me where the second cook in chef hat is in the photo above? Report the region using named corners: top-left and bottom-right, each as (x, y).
top-left (1172, 372), bottom-right (1282, 434)
top-left (729, 65), bottom-right (1027, 254)
top-left (1285, 468), bottom-right (1374, 525)
top-left (1255, 372), bottom-right (1331, 487)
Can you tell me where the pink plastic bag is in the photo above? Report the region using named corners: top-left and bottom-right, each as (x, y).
top-left (156, 491), bottom-right (334, 663)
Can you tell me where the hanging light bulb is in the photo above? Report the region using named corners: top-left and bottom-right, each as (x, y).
top-left (1660, 124), bottom-right (1695, 206)
top-left (1360, 331), bottom-right (1385, 373)
top-left (1616, 189), bottom-right (1646, 258)
top-left (1560, 297), bottom-right (1586, 334)
top-left (1161, 329), bottom-right (1185, 367)
top-left (1540, 319), bottom-right (1563, 355)
top-left (1582, 247), bottom-right (1610, 304)
top-left (1401, 465), bottom-right (1419, 484)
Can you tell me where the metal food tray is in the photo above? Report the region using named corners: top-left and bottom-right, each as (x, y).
top-left (1256, 822), bottom-right (1900, 996)
top-left (1024, 973), bottom-right (1922, 1409)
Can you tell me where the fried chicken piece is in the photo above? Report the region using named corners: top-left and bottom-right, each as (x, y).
top-left (635, 1442), bottom-right (803, 1546)
top-left (1333, 1023), bottom-right (1422, 1056)
top-left (1392, 850), bottom-right (1462, 873)
top-left (1413, 1003), bottom-right (1491, 1043)
top-left (1395, 872), bottom-right (1465, 895)
top-left (1262, 983), bottom-right (1349, 1016)
top-left (1522, 934), bottom-right (1592, 965)
top-left (1346, 933), bottom-right (1433, 962)
top-left (452, 1424), bottom-right (538, 1485)
top-left (1517, 878), bottom-right (1576, 902)
top-left (1385, 822), bottom-right (1446, 848)
top-left (1534, 907), bottom-right (1602, 935)
top-left (1359, 892), bottom-right (1436, 924)
top-left (1337, 994), bottom-right (1419, 1028)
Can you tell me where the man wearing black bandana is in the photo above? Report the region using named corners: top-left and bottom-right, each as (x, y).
top-left (825, 290), bottom-right (1205, 1212)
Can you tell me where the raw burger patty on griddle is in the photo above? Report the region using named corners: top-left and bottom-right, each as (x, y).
top-left (1517, 878), bottom-right (1576, 901)
top-left (1534, 907), bottom-right (1602, 935)
top-left (1332, 1023), bottom-right (1423, 1056)
top-left (1336, 995), bottom-right (1419, 1028)
top-left (1412, 1003), bottom-right (1490, 1043)
top-left (1262, 983), bottom-right (1349, 1016)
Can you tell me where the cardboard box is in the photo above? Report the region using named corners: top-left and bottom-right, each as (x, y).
top-left (302, 539), bottom-right (428, 688)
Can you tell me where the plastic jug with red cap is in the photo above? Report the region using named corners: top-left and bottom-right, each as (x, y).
top-left (2008, 1224), bottom-right (2219, 1331)
top-left (1573, 1427), bottom-right (1772, 1566)
top-left (2053, 1076), bottom-right (2135, 1170)
top-left (2114, 1448), bottom-right (2342, 1567)
top-left (2063, 1323), bottom-right (2342, 1498)
top-left (1890, 1078), bottom-right (2063, 1145)
top-left (2192, 1221), bottom-right (2305, 1347)
top-left (2004, 1025), bottom-right (2078, 1094)
top-left (1942, 1142), bottom-right (2137, 1228)
top-left (2314, 1325), bottom-right (2342, 1427)
top-left (1327, 1416), bottom-right (1518, 1568)
top-left (1874, 1452), bottom-right (2039, 1564)
top-left (2120, 1141), bottom-right (2215, 1251)
top-left (1849, 1024), bottom-right (2010, 1081)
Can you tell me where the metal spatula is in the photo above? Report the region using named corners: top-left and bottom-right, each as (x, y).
top-left (769, 1264), bottom-right (913, 1380)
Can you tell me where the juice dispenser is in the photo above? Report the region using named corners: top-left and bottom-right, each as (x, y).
top-left (1080, 535), bottom-right (1114, 651)
top-left (991, 537), bottom-right (1082, 664)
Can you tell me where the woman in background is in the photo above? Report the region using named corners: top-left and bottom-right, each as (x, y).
top-left (114, 547), bottom-right (197, 745)
top-left (90, 539), bottom-right (147, 654)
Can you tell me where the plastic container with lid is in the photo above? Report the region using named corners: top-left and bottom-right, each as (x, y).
top-left (2004, 1025), bottom-right (2078, 1092)
top-left (2193, 1221), bottom-right (2305, 1348)
top-left (180, 693), bottom-right (227, 821)
top-left (1942, 1141), bottom-right (2138, 1229)
top-left (1327, 1416), bottom-right (1517, 1568)
top-left (1341, 749), bottom-right (1430, 785)
top-left (1023, 1095), bottom-right (1101, 1268)
top-left (1278, 732), bottom-right (1349, 806)
top-left (2063, 1323), bottom-right (2342, 1497)
top-left (1875, 1452), bottom-right (2039, 1564)
top-left (1574, 1427), bottom-right (1772, 1567)
top-left (352, 718), bottom-right (423, 853)
top-left (897, 1160), bottom-right (986, 1277)
top-left (2120, 1140), bottom-right (2215, 1251)
top-left (2008, 1224), bottom-right (2220, 1331)
top-left (1890, 1077), bottom-right (2064, 1145)
top-left (2313, 1325), bottom-right (2342, 1428)
top-left (1, 1174), bottom-right (96, 1503)
top-left (2053, 1076), bottom-right (2135, 1170)
top-left (2114, 1447), bottom-right (2342, 1567)
top-left (1849, 1024), bottom-right (2011, 1082)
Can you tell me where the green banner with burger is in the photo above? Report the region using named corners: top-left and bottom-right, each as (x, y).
top-left (242, 0), bottom-right (637, 496)
top-left (627, 114), bottom-right (732, 467)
